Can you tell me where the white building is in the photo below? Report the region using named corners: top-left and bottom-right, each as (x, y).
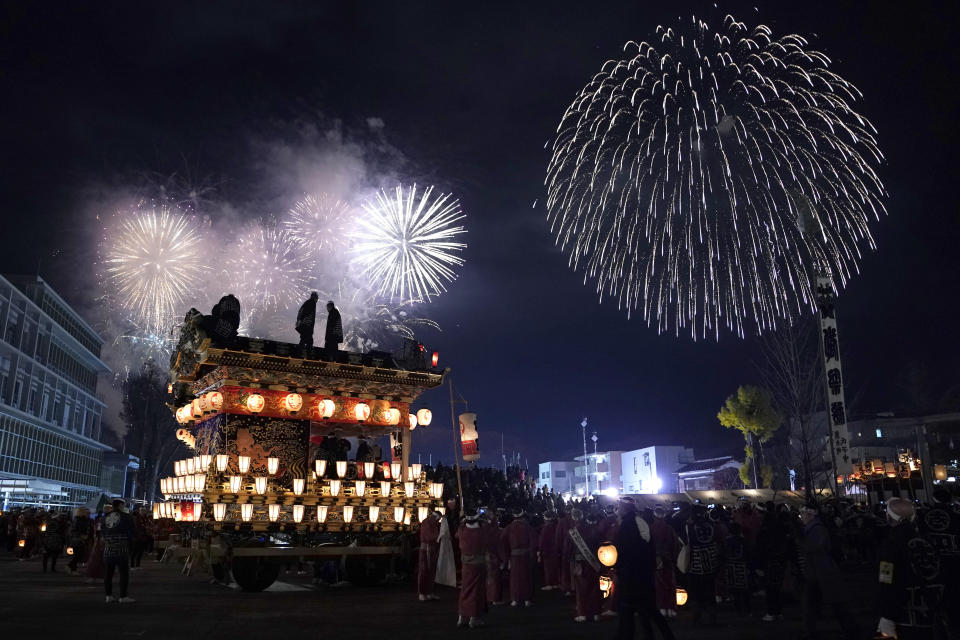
top-left (574, 451), bottom-right (624, 497)
top-left (676, 456), bottom-right (743, 491)
top-left (537, 461), bottom-right (576, 494)
top-left (620, 446), bottom-right (694, 494)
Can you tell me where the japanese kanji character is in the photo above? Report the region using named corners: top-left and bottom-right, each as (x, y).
top-left (831, 401), bottom-right (846, 426)
top-left (827, 367), bottom-right (843, 395)
top-left (823, 326), bottom-right (839, 361)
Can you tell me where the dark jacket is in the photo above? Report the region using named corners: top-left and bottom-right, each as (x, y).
top-left (878, 520), bottom-right (945, 629)
top-left (325, 306), bottom-right (343, 343)
top-left (296, 297), bottom-right (317, 334)
top-left (102, 510), bottom-right (134, 560)
top-left (614, 513), bottom-right (656, 601)
top-left (800, 518), bottom-right (849, 603)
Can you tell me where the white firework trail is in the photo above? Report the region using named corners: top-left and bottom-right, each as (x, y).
top-left (283, 193), bottom-right (354, 260)
top-left (225, 223), bottom-right (315, 315)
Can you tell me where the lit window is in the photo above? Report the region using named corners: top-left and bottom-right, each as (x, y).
top-left (875, 428), bottom-right (882, 439)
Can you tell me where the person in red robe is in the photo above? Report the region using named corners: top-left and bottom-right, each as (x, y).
top-left (418, 510), bottom-right (441, 601)
top-left (456, 510), bottom-right (488, 628)
top-left (538, 510), bottom-right (560, 590)
top-left (652, 505), bottom-right (681, 618)
top-left (501, 508), bottom-right (535, 606)
top-left (565, 508), bottom-right (603, 622)
top-left (598, 506), bottom-right (621, 617)
top-left (555, 508), bottom-right (576, 596)
top-left (483, 509), bottom-right (506, 605)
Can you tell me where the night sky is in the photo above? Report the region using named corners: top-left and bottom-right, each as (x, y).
top-left (2, 2), bottom-right (958, 467)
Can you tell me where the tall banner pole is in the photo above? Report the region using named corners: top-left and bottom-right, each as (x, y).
top-left (816, 272), bottom-right (852, 498)
top-left (449, 377), bottom-right (463, 509)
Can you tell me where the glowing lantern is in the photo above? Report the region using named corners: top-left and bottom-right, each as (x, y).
top-left (254, 477), bottom-right (267, 495)
top-left (408, 414), bottom-right (418, 430)
top-left (390, 461), bottom-right (401, 481)
top-left (216, 454), bottom-right (229, 473)
top-left (934, 465), bottom-right (948, 481)
top-left (208, 391), bottom-right (223, 412)
top-left (174, 460), bottom-right (182, 476)
top-left (18, 539), bottom-right (25, 548)
top-left (418, 506), bottom-right (429, 523)
top-left (229, 476), bottom-right (242, 493)
top-left (316, 505), bottom-right (328, 523)
top-left (837, 475), bottom-right (845, 485)
top-left (191, 399), bottom-right (203, 418)
top-left (196, 473), bottom-right (207, 491)
top-left (293, 505), bottom-right (304, 523)
top-left (873, 459), bottom-right (884, 475)
top-left (404, 482), bottom-right (415, 498)
top-left (41, 522), bottom-right (47, 532)
top-left (336, 460), bottom-right (347, 478)
top-left (380, 481), bottom-right (392, 497)
top-left (246, 394), bottom-right (265, 413)
top-left (599, 575), bottom-right (613, 598)
top-left (66, 546), bottom-right (74, 555)
top-left (176, 406), bottom-right (190, 424)
top-left (213, 503), bottom-right (227, 522)
top-left (404, 513), bottom-right (411, 526)
top-left (354, 402), bottom-right (370, 422)
top-left (240, 504), bottom-right (253, 522)
top-left (363, 462), bottom-right (375, 479)
top-left (342, 505), bottom-right (354, 523)
top-left (268, 504), bottom-right (280, 522)
top-left (194, 455), bottom-right (203, 471)
top-left (318, 398), bottom-right (336, 418)
top-left (676, 588), bottom-right (689, 607)
top-left (598, 543), bottom-right (618, 567)
top-left (355, 481), bottom-right (366, 497)
top-left (430, 482), bottom-right (444, 499)
top-left (369, 506), bottom-right (379, 523)
top-left (315, 460), bottom-right (327, 477)
top-left (185, 475), bottom-right (196, 493)
top-left (382, 462), bottom-right (392, 479)
top-left (186, 458), bottom-right (196, 475)
top-left (329, 480), bottom-right (341, 497)
top-left (284, 393), bottom-right (303, 414)
top-left (884, 462), bottom-right (897, 478)
top-left (387, 408), bottom-right (401, 426)
top-left (238, 456), bottom-right (251, 474)
top-left (394, 507), bottom-right (405, 523)
top-left (193, 502), bottom-right (202, 521)
top-left (200, 454), bottom-right (212, 469)
top-left (178, 476), bottom-right (187, 493)
top-left (416, 409), bottom-right (432, 426)
top-left (267, 457), bottom-right (280, 475)
top-left (293, 478), bottom-right (305, 495)
top-left (431, 351), bottom-right (439, 367)
top-left (411, 463), bottom-right (422, 480)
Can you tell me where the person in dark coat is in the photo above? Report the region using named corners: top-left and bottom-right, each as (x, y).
top-left (799, 504), bottom-right (857, 639)
top-left (103, 500), bottom-right (135, 603)
top-left (682, 504), bottom-right (722, 626)
top-left (917, 488), bottom-right (959, 635)
top-left (614, 497), bottom-right (675, 640)
top-left (324, 301), bottom-right (343, 358)
top-left (756, 506), bottom-right (791, 622)
top-left (877, 497), bottom-right (947, 640)
top-left (295, 292), bottom-right (319, 354)
top-left (209, 294), bottom-right (241, 344)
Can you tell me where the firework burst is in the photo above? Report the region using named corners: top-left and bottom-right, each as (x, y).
top-left (352, 184), bottom-right (467, 302)
top-left (546, 15), bottom-right (885, 339)
top-left (283, 193), bottom-right (355, 260)
top-left (101, 204), bottom-right (207, 334)
top-left (225, 223), bottom-right (315, 314)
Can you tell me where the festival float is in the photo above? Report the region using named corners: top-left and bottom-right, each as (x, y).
top-left (157, 312), bottom-right (446, 590)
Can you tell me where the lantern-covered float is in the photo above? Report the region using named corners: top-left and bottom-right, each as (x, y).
top-left (161, 311), bottom-right (446, 590)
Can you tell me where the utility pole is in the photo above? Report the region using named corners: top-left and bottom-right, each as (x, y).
top-left (581, 418), bottom-right (589, 495)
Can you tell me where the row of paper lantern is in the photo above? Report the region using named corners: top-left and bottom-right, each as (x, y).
top-left (176, 392), bottom-right (433, 429)
top-left (173, 455), bottom-right (428, 481)
top-left (154, 501), bottom-right (441, 525)
top-left (165, 475), bottom-right (441, 500)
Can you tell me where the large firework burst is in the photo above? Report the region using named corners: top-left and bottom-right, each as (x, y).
top-left (283, 193), bottom-right (354, 260)
top-left (546, 15), bottom-right (885, 339)
top-left (352, 185), bottom-right (467, 302)
top-left (101, 204), bottom-right (207, 334)
top-left (224, 223), bottom-right (315, 314)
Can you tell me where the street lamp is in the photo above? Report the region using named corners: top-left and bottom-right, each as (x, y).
top-left (581, 418), bottom-right (589, 496)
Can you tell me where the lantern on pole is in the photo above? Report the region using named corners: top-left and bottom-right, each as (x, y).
top-left (416, 409), bottom-right (432, 426)
top-left (597, 543), bottom-right (618, 568)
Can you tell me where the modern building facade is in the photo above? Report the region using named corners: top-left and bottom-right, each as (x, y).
top-left (620, 446), bottom-right (694, 494)
top-left (0, 275), bottom-right (111, 509)
top-left (537, 460), bottom-right (576, 494)
top-left (676, 456), bottom-right (743, 492)
top-left (574, 450), bottom-right (624, 496)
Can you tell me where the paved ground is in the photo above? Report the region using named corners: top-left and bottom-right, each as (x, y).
top-left (0, 552), bottom-right (878, 639)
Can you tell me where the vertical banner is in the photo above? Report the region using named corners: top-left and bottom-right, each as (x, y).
top-left (816, 276), bottom-right (853, 476)
top-left (458, 412), bottom-right (480, 462)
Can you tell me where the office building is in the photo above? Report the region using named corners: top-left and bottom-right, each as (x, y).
top-left (537, 460), bottom-right (576, 494)
top-left (574, 450), bottom-right (624, 496)
top-left (620, 446), bottom-right (694, 494)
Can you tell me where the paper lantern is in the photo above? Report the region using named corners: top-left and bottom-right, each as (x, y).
top-left (836, 475), bottom-right (845, 485)
top-left (186, 458), bottom-right (196, 475)
top-left (408, 414), bottom-right (417, 430)
top-left (416, 409), bottom-right (432, 426)
top-left (390, 461), bottom-right (401, 481)
top-left (177, 476), bottom-right (186, 493)
top-left (238, 456), bottom-right (251, 474)
top-left (293, 478), bottom-right (305, 495)
top-left (315, 459), bottom-right (327, 477)
top-left (394, 507), bottom-right (405, 523)
top-left (293, 505), bottom-right (304, 523)
top-left (369, 506), bottom-right (380, 523)
top-left (872, 459), bottom-right (884, 475)
top-left (934, 465), bottom-right (948, 481)
top-left (213, 503), bottom-right (227, 522)
top-left (284, 393), bottom-right (303, 414)
top-left (336, 460), bottom-right (347, 478)
top-left (354, 402), bottom-right (370, 422)
top-left (267, 457), bottom-right (280, 475)
top-left (254, 477), bottom-right (267, 495)
top-left (430, 482), bottom-right (444, 499)
top-left (229, 476), bottom-right (242, 493)
top-left (191, 399), bottom-right (203, 418)
top-left (174, 460), bottom-right (182, 476)
top-left (316, 505), bottom-right (328, 523)
top-left (676, 588), bottom-right (689, 607)
top-left (41, 522), bottom-right (47, 532)
top-left (418, 506), bottom-right (429, 522)
top-left (193, 502), bottom-right (203, 522)
top-left (195, 473), bottom-right (207, 492)
top-left (382, 462), bottom-right (392, 479)
top-left (404, 513), bottom-right (411, 526)
top-left (884, 462), bottom-right (897, 478)
top-left (329, 480), bottom-right (341, 497)
top-left (208, 391), bottom-right (224, 412)
top-left (176, 406), bottom-right (190, 424)
top-left (598, 543), bottom-right (618, 567)
top-left (363, 462), bottom-right (375, 479)
top-left (246, 393), bottom-right (265, 413)
top-left (240, 504), bottom-right (253, 522)
top-left (411, 463), bottom-right (422, 481)
top-left (404, 482), bottom-right (415, 498)
top-left (342, 506), bottom-right (354, 523)
top-left (387, 408), bottom-right (401, 426)
top-left (185, 475), bottom-right (196, 493)
top-left (355, 481), bottom-right (366, 497)
top-left (380, 481), bottom-right (392, 497)
top-left (317, 398), bottom-right (336, 419)
top-left (18, 539), bottom-right (25, 548)
top-left (431, 351), bottom-right (439, 367)
top-left (268, 504), bottom-right (280, 522)
top-left (216, 454), bottom-right (229, 473)
top-left (200, 454), bottom-right (212, 470)
top-left (66, 546), bottom-right (75, 555)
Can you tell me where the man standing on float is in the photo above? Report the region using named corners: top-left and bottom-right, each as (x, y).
top-left (324, 300), bottom-right (343, 359)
